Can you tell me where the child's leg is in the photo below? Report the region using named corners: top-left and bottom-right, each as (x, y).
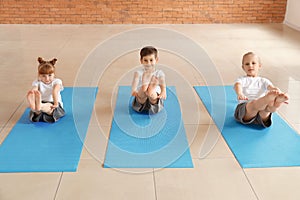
top-left (244, 91), bottom-right (279, 122)
top-left (146, 76), bottom-right (159, 104)
top-left (141, 71), bottom-right (152, 92)
top-left (34, 90), bottom-right (42, 111)
top-left (27, 90), bottom-right (36, 111)
top-left (136, 86), bottom-right (148, 104)
top-left (135, 71), bottom-right (153, 104)
top-left (32, 90), bottom-right (52, 115)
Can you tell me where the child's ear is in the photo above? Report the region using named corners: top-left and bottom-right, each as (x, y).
top-left (50, 58), bottom-right (57, 66)
top-left (38, 57), bottom-right (45, 64)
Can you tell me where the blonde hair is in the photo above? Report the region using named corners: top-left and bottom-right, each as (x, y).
top-left (242, 52), bottom-right (261, 64)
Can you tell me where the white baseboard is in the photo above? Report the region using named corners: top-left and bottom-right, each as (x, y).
top-left (284, 19), bottom-right (300, 32)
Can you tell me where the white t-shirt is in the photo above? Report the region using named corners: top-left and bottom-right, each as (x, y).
top-left (32, 78), bottom-right (64, 107)
top-left (135, 68), bottom-right (165, 94)
top-left (235, 76), bottom-right (273, 103)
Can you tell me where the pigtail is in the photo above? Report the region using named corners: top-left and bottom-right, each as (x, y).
top-left (50, 58), bottom-right (57, 66)
top-left (37, 57), bottom-right (57, 75)
top-left (38, 57), bottom-right (46, 64)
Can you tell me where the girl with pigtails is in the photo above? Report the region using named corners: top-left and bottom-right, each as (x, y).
top-left (26, 57), bottom-right (65, 123)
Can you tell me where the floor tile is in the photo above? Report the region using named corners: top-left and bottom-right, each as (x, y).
top-left (0, 172), bottom-right (61, 200)
top-left (56, 159), bottom-right (156, 200)
top-left (155, 158), bottom-right (257, 200)
top-left (245, 167), bottom-right (300, 200)
top-left (185, 124), bottom-right (233, 159)
top-left (80, 125), bottom-right (110, 162)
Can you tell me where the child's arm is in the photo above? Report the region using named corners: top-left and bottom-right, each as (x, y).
top-left (31, 81), bottom-right (39, 91)
top-left (32, 86), bottom-right (38, 91)
top-left (158, 76), bottom-right (167, 99)
top-left (234, 82), bottom-right (248, 100)
top-left (131, 72), bottom-right (139, 97)
top-left (51, 84), bottom-right (61, 109)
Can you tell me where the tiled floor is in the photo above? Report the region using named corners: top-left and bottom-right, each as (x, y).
top-left (0, 24), bottom-right (300, 200)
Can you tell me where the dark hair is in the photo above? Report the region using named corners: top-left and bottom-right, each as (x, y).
top-left (38, 63), bottom-right (55, 74)
top-left (140, 46), bottom-right (158, 59)
top-left (37, 57), bottom-right (57, 75)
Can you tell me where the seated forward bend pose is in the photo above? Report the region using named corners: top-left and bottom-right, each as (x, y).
top-left (26, 57), bottom-right (65, 123)
top-left (234, 52), bottom-right (289, 128)
top-left (131, 46), bottom-right (167, 114)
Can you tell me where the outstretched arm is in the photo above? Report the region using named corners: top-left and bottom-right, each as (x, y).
top-left (51, 84), bottom-right (61, 109)
top-left (131, 72), bottom-right (139, 97)
top-left (234, 82), bottom-right (248, 100)
top-left (31, 86), bottom-right (38, 91)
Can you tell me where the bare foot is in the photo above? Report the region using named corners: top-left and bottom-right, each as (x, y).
top-left (141, 72), bottom-right (152, 92)
top-left (147, 76), bottom-right (159, 102)
top-left (147, 76), bottom-right (158, 94)
top-left (274, 93), bottom-right (289, 107)
top-left (149, 75), bottom-right (159, 87)
top-left (265, 92), bottom-right (289, 113)
top-left (266, 90), bottom-right (280, 107)
top-left (27, 91), bottom-right (36, 110)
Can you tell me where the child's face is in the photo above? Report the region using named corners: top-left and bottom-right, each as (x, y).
top-left (140, 54), bottom-right (158, 71)
top-left (39, 73), bottom-right (55, 84)
top-left (242, 54), bottom-right (261, 77)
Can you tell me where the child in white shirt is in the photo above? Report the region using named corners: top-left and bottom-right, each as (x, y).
top-left (234, 52), bottom-right (289, 127)
top-left (131, 46), bottom-right (166, 114)
top-left (26, 57), bottom-right (65, 123)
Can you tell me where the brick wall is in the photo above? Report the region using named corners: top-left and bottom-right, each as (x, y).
top-left (0, 0), bottom-right (287, 24)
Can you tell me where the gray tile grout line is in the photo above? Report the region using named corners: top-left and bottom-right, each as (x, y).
top-left (153, 169), bottom-right (158, 200)
top-left (242, 168), bottom-right (260, 200)
top-left (53, 172), bottom-right (64, 200)
top-left (194, 157), bottom-right (260, 200)
top-left (0, 97), bottom-right (26, 136)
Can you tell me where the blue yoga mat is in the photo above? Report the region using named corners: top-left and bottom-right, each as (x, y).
top-left (194, 85), bottom-right (300, 168)
top-left (0, 87), bottom-right (98, 172)
top-left (104, 86), bottom-right (193, 168)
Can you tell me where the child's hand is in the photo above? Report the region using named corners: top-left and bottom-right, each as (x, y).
top-left (238, 94), bottom-right (248, 100)
top-left (131, 91), bottom-right (138, 97)
top-left (158, 91), bottom-right (167, 100)
top-left (51, 104), bottom-right (58, 110)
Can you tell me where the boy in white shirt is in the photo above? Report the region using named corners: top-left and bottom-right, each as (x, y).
top-left (26, 57), bottom-right (65, 123)
top-left (131, 46), bottom-right (166, 114)
top-left (234, 52), bottom-right (289, 127)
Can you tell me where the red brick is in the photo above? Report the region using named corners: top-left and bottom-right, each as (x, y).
top-left (0, 0), bottom-right (287, 24)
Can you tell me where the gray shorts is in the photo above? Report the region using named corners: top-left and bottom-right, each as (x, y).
top-left (132, 97), bottom-right (164, 114)
top-left (29, 102), bottom-right (65, 123)
top-left (234, 102), bottom-right (272, 128)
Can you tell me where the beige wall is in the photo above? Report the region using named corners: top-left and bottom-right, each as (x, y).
top-left (284, 0), bottom-right (300, 30)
